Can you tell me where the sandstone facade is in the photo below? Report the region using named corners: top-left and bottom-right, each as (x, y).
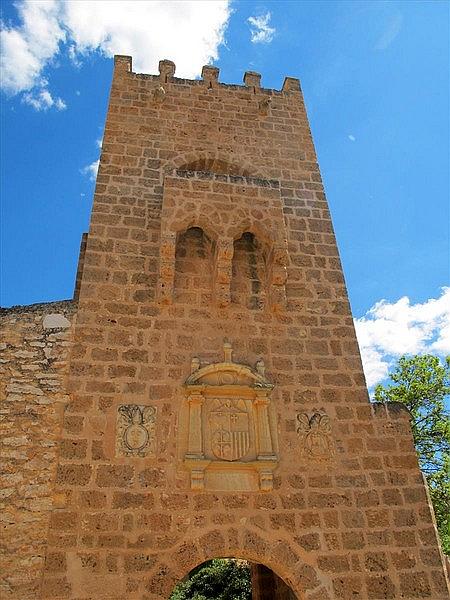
top-left (1, 56), bottom-right (449, 599)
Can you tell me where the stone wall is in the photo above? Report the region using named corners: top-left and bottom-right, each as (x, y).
top-left (0, 302), bottom-right (76, 598)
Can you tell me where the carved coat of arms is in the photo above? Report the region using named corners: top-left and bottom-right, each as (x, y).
top-left (209, 399), bottom-right (250, 461)
top-left (117, 405), bottom-right (156, 457)
top-left (296, 411), bottom-right (333, 459)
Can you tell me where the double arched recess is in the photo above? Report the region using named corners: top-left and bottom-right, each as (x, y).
top-left (158, 156), bottom-right (288, 310)
top-left (169, 225), bottom-right (284, 311)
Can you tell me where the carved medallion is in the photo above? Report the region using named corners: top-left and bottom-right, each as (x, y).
top-left (296, 411), bottom-right (333, 459)
top-left (116, 405), bottom-right (156, 457)
top-left (209, 399), bottom-right (250, 461)
top-left (217, 371), bottom-right (237, 385)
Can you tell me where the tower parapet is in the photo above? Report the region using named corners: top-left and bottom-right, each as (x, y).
top-left (113, 54), bottom-right (300, 95)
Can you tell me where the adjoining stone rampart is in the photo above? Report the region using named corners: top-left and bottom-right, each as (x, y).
top-left (0, 301), bottom-right (76, 598)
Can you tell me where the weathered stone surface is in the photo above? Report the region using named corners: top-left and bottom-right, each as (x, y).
top-left (0, 301), bottom-right (76, 598)
top-left (2, 57), bottom-right (449, 600)
top-left (43, 314), bottom-right (71, 329)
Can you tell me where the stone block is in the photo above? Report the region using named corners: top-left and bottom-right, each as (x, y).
top-left (96, 465), bottom-right (134, 488)
top-left (43, 314), bottom-right (71, 329)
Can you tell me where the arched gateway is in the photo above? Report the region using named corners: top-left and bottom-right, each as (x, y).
top-left (168, 557), bottom-right (298, 600)
top-left (2, 56), bottom-right (448, 599)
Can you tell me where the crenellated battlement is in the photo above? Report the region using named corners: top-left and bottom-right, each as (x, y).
top-left (113, 54), bottom-right (301, 95)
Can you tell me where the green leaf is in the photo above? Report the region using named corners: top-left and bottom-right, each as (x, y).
top-left (169, 559), bottom-right (252, 600)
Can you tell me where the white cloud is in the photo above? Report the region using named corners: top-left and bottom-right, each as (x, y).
top-left (348, 134), bottom-right (356, 142)
top-left (354, 287), bottom-right (450, 390)
top-left (1, 0), bottom-right (231, 109)
top-left (54, 97), bottom-right (67, 110)
top-left (0, 0), bottom-right (65, 94)
top-left (22, 87), bottom-right (66, 111)
top-left (81, 160), bottom-right (99, 181)
top-left (64, 1), bottom-right (231, 76)
top-left (375, 12), bottom-right (403, 51)
top-left (68, 44), bottom-right (82, 68)
top-left (248, 12), bottom-right (275, 44)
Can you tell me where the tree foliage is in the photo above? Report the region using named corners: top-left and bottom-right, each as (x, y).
top-left (374, 354), bottom-right (450, 553)
top-left (169, 559), bottom-right (252, 600)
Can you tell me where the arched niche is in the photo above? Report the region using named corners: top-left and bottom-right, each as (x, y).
top-left (180, 343), bottom-right (278, 491)
top-left (158, 170), bottom-right (289, 309)
top-left (228, 221), bottom-right (288, 312)
top-left (173, 226), bottom-right (215, 305)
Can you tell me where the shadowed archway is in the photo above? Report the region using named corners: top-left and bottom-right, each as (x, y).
top-left (168, 558), bottom-right (297, 600)
top-left (140, 528), bottom-right (330, 600)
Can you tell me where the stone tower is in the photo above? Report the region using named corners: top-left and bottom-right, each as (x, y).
top-left (19, 56), bottom-right (449, 598)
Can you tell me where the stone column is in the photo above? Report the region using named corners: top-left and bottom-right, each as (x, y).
top-left (215, 238), bottom-right (233, 307)
top-left (254, 392), bottom-right (275, 459)
top-left (185, 393), bottom-right (204, 459)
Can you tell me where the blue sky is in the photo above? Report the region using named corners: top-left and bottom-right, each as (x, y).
top-left (1, 0), bottom-right (449, 388)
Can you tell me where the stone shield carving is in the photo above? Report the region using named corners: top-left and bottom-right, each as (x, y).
top-left (116, 405), bottom-right (156, 457)
top-left (209, 399), bottom-right (250, 461)
top-left (296, 411), bottom-right (333, 459)
top-left (182, 343), bottom-right (278, 491)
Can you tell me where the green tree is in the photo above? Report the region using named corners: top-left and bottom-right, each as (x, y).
top-left (374, 354), bottom-right (450, 554)
top-left (170, 559), bottom-right (252, 600)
